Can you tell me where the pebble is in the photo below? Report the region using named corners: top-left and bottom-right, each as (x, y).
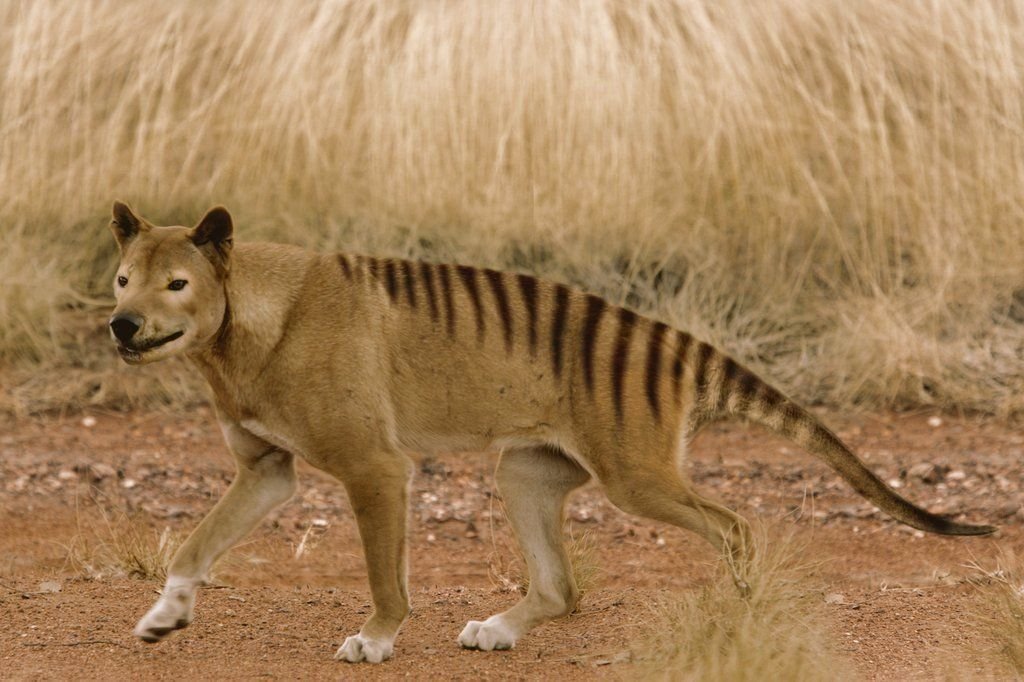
top-left (90, 463), bottom-right (117, 480)
top-left (996, 502), bottom-right (1021, 518)
top-left (906, 462), bottom-right (944, 484)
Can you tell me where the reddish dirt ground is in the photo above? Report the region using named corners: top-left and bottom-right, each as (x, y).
top-left (1, 408), bottom-right (1021, 680)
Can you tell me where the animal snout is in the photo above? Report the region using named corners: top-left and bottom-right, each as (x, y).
top-left (110, 313), bottom-right (143, 344)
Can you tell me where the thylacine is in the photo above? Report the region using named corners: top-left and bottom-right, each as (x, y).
top-left (107, 202), bottom-right (994, 663)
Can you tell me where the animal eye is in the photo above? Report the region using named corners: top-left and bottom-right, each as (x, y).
top-left (117, 275), bottom-right (128, 287)
top-left (168, 279), bottom-right (188, 291)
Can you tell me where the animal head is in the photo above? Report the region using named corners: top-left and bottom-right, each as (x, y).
top-left (108, 202), bottom-right (233, 364)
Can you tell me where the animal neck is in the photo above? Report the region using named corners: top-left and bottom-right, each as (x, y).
top-left (188, 242), bottom-right (312, 410)
top-left (187, 286), bottom-right (259, 414)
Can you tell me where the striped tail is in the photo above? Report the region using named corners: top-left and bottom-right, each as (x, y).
top-left (715, 363), bottom-right (996, 537)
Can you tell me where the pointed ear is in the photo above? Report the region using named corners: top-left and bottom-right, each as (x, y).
top-left (190, 206), bottom-right (233, 273)
top-left (110, 201), bottom-right (146, 250)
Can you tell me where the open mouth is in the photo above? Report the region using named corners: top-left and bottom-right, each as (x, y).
top-left (117, 330), bottom-right (185, 358)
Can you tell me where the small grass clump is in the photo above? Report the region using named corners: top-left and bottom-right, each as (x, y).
top-left (965, 550), bottom-right (1024, 676)
top-left (487, 511), bottom-right (601, 606)
top-left (639, 526), bottom-right (849, 682)
top-left (64, 506), bottom-right (183, 582)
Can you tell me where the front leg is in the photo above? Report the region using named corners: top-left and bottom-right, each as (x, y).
top-left (134, 422), bottom-right (297, 643)
top-left (329, 454), bottom-right (412, 663)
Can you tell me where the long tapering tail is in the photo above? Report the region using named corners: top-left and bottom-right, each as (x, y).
top-left (709, 358), bottom-right (995, 536)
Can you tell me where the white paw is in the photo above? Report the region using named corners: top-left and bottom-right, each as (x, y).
top-left (134, 593), bottom-right (193, 643)
top-left (335, 633), bottom-right (394, 663)
top-left (458, 616), bottom-right (518, 651)
top-left (134, 593), bottom-right (194, 643)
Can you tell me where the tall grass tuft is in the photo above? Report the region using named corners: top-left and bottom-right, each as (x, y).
top-left (2, 0), bottom-right (1024, 413)
top-left (966, 550), bottom-right (1024, 676)
top-left (638, 527), bottom-right (848, 681)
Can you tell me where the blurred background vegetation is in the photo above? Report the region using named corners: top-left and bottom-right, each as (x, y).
top-left (1, 0), bottom-right (1023, 415)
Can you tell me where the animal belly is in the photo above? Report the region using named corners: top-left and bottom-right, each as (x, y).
top-left (392, 384), bottom-right (562, 454)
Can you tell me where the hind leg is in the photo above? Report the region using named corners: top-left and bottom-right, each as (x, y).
top-left (604, 467), bottom-right (753, 592)
top-left (459, 446), bottom-right (591, 651)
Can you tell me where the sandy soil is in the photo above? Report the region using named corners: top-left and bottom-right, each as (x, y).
top-left (1, 408), bottom-right (1021, 680)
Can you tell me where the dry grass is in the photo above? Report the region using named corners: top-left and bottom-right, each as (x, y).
top-left (489, 525), bottom-right (601, 605)
top-left (64, 505), bottom-right (183, 582)
top-left (564, 529), bottom-right (602, 601)
top-left (3, 0), bottom-right (1024, 414)
top-left (637, 527), bottom-right (848, 681)
top-left (965, 549), bottom-right (1024, 676)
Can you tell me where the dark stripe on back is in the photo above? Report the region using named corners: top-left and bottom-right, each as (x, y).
top-left (718, 356), bottom-right (740, 411)
top-left (760, 384), bottom-right (791, 434)
top-left (438, 264), bottom-right (456, 337)
top-left (611, 308), bottom-right (638, 418)
top-left (400, 260), bottom-right (418, 309)
top-left (550, 284), bottom-right (570, 378)
top-left (693, 343), bottom-right (715, 404)
top-left (760, 384), bottom-right (784, 411)
top-left (367, 257), bottom-right (382, 283)
top-left (672, 331), bottom-right (693, 402)
top-left (738, 369), bottom-right (760, 408)
top-left (645, 321), bottom-right (668, 419)
top-left (581, 295), bottom-right (606, 393)
top-left (419, 262), bottom-right (439, 321)
top-left (517, 274), bottom-right (539, 356)
top-left (484, 270), bottom-right (513, 351)
top-left (384, 261), bottom-right (399, 302)
top-left (457, 265), bottom-right (485, 340)
top-left (337, 254), bottom-right (352, 280)
top-left (727, 364), bottom-right (760, 415)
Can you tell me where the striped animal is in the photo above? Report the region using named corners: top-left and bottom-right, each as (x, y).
top-left (108, 203), bottom-right (994, 663)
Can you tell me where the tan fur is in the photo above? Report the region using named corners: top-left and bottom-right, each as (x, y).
top-left (109, 203), bottom-right (994, 663)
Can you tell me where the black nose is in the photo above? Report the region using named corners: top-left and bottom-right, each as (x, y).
top-left (110, 314), bottom-right (142, 344)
